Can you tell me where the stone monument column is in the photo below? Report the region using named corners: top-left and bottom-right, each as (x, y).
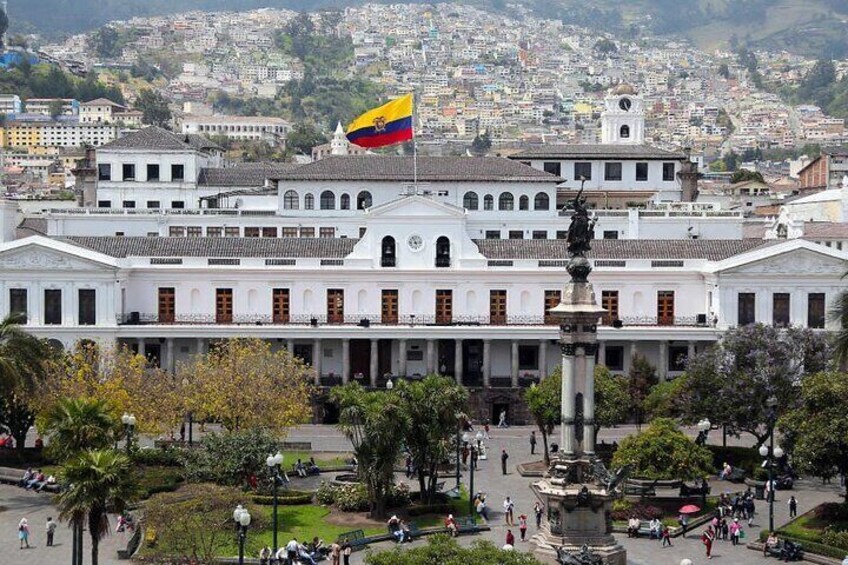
top-left (584, 343), bottom-right (597, 457)
top-left (561, 343), bottom-right (577, 456)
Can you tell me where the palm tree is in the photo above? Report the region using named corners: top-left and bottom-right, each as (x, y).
top-left (829, 289), bottom-right (848, 368)
top-left (0, 312), bottom-right (47, 394)
top-left (57, 449), bottom-right (138, 565)
top-left (42, 398), bottom-right (116, 462)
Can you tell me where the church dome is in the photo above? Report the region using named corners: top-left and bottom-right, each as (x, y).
top-left (611, 83), bottom-right (638, 96)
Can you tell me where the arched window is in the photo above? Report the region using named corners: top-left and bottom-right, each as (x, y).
top-left (435, 236), bottom-right (450, 268)
top-left (519, 195), bottom-right (529, 210)
top-left (463, 191), bottom-right (479, 210)
top-left (283, 190), bottom-right (299, 210)
top-left (483, 194), bottom-right (494, 210)
top-left (381, 236), bottom-right (396, 267)
top-left (499, 192), bottom-right (514, 211)
top-left (357, 191), bottom-right (372, 210)
top-left (534, 192), bottom-right (550, 210)
top-left (340, 193), bottom-right (350, 210)
top-left (304, 193), bottom-right (314, 210)
top-left (620, 125), bottom-right (630, 139)
top-left (320, 190), bottom-right (335, 210)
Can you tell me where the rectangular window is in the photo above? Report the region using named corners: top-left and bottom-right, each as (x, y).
top-left (169, 226), bottom-right (185, 237)
top-left (171, 201), bottom-right (185, 209)
top-left (663, 162), bottom-right (676, 181)
top-left (171, 164), bottom-right (185, 181)
top-left (773, 293), bottom-right (790, 327)
top-left (215, 288), bottom-right (233, 324)
top-left (224, 227), bottom-right (239, 237)
top-left (519, 345), bottom-right (539, 370)
top-left (158, 287), bottom-right (175, 323)
top-left (603, 230), bottom-right (618, 240)
top-left (544, 290), bottom-right (561, 325)
top-left (262, 227), bottom-right (277, 238)
top-left (532, 230), bottom-right (547, 240)
top-left (78, 289), bottom-right (96, 325)
top-left (327, 289), bottom-right (344, 324)
top-left (9, 289), bottom-right (27, 322)
top-left (147, 200), bottom-right (161, 209)
top-left (436, 289), bottom-right (453, 324)
top-left (300, 227), bottom-right (315, 238)
top-left (636, 162), bottom-right (648, 181)
top-left (97, 163), bottom-right (111, 181)
top-left (485, 230), bottom-right (501, 240)
top-left (186, 226), bottom-right (201, 237)
top-left (244, 227), bottom-right (260, 238)
top-left (602, 290), bottom-right (619, 325)
top-left (206, 227), bottom-right (222, 237)
top-left (122, 163), bottom-right (135, 181)
top-left (319, 227), bottom-right (336, 238)
top-left (381, 289), bottom-right (398, 325)
top-left (543, 161), bottom-right (561, 176)
top-left (122, 200), bottom-right (136, 209)
top-left (556, 230), bottom-right (568, 240)
top-left (272, 288), bottom-right (290, 324)
top-left (657, 291), bottom-right (674, 326)
top-left (508, 230), bottom-right (524, 240)
top-left (669, 345), bottom-right (689, 372)
top-left (808, 293), bottom-right (826, 329)
top-left (604, 162), bottom-right (622, 181)
top-left (605, 346), bottom-right (624, 371)
top-left (282, 227), bottom-right (298, 237)
top-left (574, 162), bottom-right (592, 181)
top-left (146, 164), bottom-right (160, 181)
top-left (97, 200), bottom-right (111, 208)
top-left (490, 290), bottom-right (507, 325)
top-left (738, 292), bottom-right (756, 326)
top-left (44, 289), bottom-right (62, 325)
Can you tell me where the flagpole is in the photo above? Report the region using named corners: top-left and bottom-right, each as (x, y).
top-left (412, 88), bottom-right (418, 194)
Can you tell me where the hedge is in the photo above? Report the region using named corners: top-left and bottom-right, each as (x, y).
top-left (251, 491), bottom-right (313, 506)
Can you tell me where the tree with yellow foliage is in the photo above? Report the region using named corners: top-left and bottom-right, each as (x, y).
top-left (179, 338), bottom-right (313, 433)
top-left (35, 342), bottom-right (184, 436)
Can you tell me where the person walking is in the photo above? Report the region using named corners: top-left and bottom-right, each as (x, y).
top-left (729, 518), bottom-right (742, 545)
top-left (788, 495), bottom-right (798, 518)
top-left (18, 518), bottom-right (30, 549)
top-left (329, 540), bottom-right (341, 565)
top-left (498, 410), bottom-right (508, 428)
top-left (518, 514), bottom-right (528, 541)
top-left (45, 517), bottom-right (57, 547)
top-left (342, 539), bottom-right (352, 565)
top-left (702, 527), bottom-right (715, 560)
top-left (501, 449), bottom-right (509, 475)
top-left (661, 525), bottom-right (672, 547)
top-left (534, 502), bottom-right (543, 529)
top-left (529, 431), bottom-right (537, 455)
top-left (503, 496), bottom-right (515, 526)
top-left (746, 497), bottom-right (756, 527)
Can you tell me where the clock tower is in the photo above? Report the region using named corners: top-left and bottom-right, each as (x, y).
top-left (601, 84), bottom-right (644, 145)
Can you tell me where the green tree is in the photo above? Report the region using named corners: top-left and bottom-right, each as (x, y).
top-left (0, 312), bottom-right (47, 396)
top-left (643, 376), bottom-right (688, 420)
top-left (779, 371), bottom-right (848, 496)
top-left (365, 534), bottom-right (543, 564)
top-left (91, 26), bottom-right (121, 59)
top-left (332, 383), bottom-right (404, 518)
top-left (41, 398), bottom-right (116, 462)
top-left (628, 355), bottom-right (658, 431)
top-left (0, 6), bottom-right (8, 51)
top-left (0, 391), bottom-right (36, 457)
top-left (718, 63), bottom-right (730, 79)
top-left (524, 371), bottom-right (560, 466)
top-left (179, 428), bottom-right (281, 487)
top-left (470, 132), bottom-right (492, 156)
top-left (286, 122), bottom-right (328, 155)
top-left (135, 88), bottom-right (172, 128)
top-left (56, 449), bottom-right (138, 565)
top-left (611, 418), bottom-right (713, 480)
top-left (675, 324), bottom-right (830, 446)
top-left (48, 99), bottom-right (64, 119)
top-left (829, 290), bottom-right (848, 367)
top-left (394, 375), bottom-right (468, 505)
top-left (595, 365), bottom-right (630, 432)
top-left (730, 169), bottom-right (765, 184)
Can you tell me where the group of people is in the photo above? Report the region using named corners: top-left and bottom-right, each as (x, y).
top-left (259, 536), bottom-right (341, 565)
top-left (716, 490), bottom-right (758, 527)
top-left (626, 516), bottom-right (673, 547)
top-left (16, 517), bottom-right (57, 550)
top-left (387, 514), bottom-right (413, 543)
top-left (293, 458), bottom-right (321, 478)
top-left (16, 467), bottom-right (56, 492)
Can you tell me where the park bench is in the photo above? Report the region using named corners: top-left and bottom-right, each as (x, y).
top-left (117, 526), bottom-right (142, 560)
top-left (679, 482), bottom-right (711, 497)
top-left (336, 529), bottom-right (367, 549)
top-left (623, 483), bottom-right (656, 497)
top-left (0, 466), bottom-right (61, 493)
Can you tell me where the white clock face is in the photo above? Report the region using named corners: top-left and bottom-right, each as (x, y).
top-left (407, 234), bottom-right (424, 252)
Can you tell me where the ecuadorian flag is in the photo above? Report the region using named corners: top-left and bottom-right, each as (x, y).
top-left (346, 94), bottom-right (413, 148)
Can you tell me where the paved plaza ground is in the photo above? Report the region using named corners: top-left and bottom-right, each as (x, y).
top-left (1, 424), bottom-right (844, 564)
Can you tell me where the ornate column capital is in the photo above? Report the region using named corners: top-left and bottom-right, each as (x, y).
top-left (561, 343), bottom-right (577, 356)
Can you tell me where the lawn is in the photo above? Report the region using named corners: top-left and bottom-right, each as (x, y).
top-left (780, 509), bottom-right (848, 544)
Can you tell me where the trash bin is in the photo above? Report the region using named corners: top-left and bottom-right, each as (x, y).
top-left (753, 484), bottom-right (765, 500)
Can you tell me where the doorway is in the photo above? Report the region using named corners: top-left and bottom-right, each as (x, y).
top-left (378, 340), bottom-right (392, 376)
top-left (492, 402), bottom-right (510, 425)
top-left (349, 339), bottom-right (371, 378)
top-left (463, 339), bottom-right (483, 385)
top-left (437, 339), bottom-right (455, 376)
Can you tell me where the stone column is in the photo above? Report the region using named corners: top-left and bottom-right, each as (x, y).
top-left (629, 341), bottom-right (638, 367)
top-left (398, 339), bottom-right (407, 377)
top-left (598, 341), bottom-right (606, 367)
top-left (482, 339), bottom-right (492, 388)
top-left (342, 339), bottom-right (350, 384)
top-left (286, 339), bottom-right (295, 353)
top-left (426, 339), bottom-right (436, 375)
top-left (195, 338), bottom-right (205, 356)
top-left (687, 340), bottom-right (696, 363)
top-left (584, 344), bottom-right (597, 456)
top-left (511, 340), bottom-right (520, 387)
top-left (369, 338), bottom-right (379, 387)
top-left (454, 339), bottom-right (463, 385)
top-left (312, 339), bottom-right (322, 385)
top-left (138, 338), bottom-right (146, 358)
top-left (539, 340), bottom-right (548, 379)
top-left (658, 340), bottom-right (668, 381)
top-left (561, 344), bottom-right (577, 456)
top-left (166, 338), bottom-right (175, 373)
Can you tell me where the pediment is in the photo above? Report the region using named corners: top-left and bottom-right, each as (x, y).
top-left (0, 244), bottom-right (117, 272)
top-left (366, 195), bottom-right (465, 219)
top-left (721, 248), bottom-right (846, 275)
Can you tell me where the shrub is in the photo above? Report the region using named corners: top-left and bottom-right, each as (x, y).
top-left (137, 466), bottom-right (184, 500)
top-left (821, 527), bottom-right (848, 551)
top-left (251, 491), bottom-right (313, 506)
top-left (179, 428), bottom-right (281, 487)
top-left (813, 502), bottom-right (848, 522)
top-left (133, 446), bottom-right (183, 467)
top-left (334, 483), bottom-right (370, 512)
top-left (315, 481), bottom-right (409, 512)
top-left (611, 418), bottom-right (713, 480)
top-left (316, 481), bottom-right (336, 505)
top-left (610, 502), bottom-right (664, 521)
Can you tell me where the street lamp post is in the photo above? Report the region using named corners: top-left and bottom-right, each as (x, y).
top-left (759, 396), bottom-right (783, 533)
top-left (121, 413), bottom-right (136, 455)
top-left (233, 505), bottom-right (251, 565)
top-left (695, 418), bottom-right (711, 446)
top-left (455, 414), bottom-right (466, 491)
top-left (266, 451), bottom-right (284, 560)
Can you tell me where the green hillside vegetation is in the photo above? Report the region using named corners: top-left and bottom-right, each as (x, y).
top-left (779, 59), bottom-right (848, 119)
top-left (0, 61), bottom-right (124, 105)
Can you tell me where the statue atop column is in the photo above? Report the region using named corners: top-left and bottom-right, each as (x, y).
top-left (565, 186), bottom-right (596, 283)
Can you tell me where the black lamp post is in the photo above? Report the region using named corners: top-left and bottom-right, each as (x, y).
top-left (233, 505), bottom-right (251, 565)
top-left (759, 396), bottom-right (784, 533)
top-left (121, 413), bottom-right (136, 455)
top-left (455, 414), bottom-right (466, 491)
top-left (467, 441), bottom-right (476, 517)
top-left (265, 452), bottom-right (284, 560)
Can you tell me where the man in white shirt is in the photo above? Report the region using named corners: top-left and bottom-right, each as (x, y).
top-left (649, 517), bottom-right (662, 539)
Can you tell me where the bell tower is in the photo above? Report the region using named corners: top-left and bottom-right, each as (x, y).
top-left (601, 84), bottom-right (644, 145)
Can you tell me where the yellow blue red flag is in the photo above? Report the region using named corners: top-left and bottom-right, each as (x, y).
top-left (346, 94), bottom-right (413, 148)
